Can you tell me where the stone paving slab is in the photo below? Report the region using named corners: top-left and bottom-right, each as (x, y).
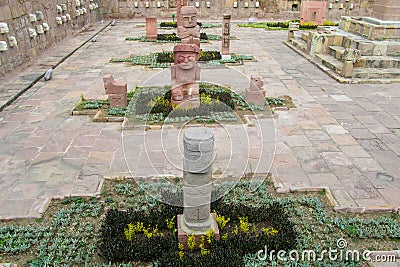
top-left (0, 21), bottom-right (400, 218)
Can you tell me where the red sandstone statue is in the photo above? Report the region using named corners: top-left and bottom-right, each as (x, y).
top-left (171, 44), bottom-right (200, 108)
top-left (178, 6), bottom-right (200, 48)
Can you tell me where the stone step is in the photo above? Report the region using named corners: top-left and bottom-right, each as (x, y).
top-left (328, 45), bottom-right (346, 60)
top-left (353, 68), bottom-right (400, 79)
top-left (362, 56), bottom-right (400, 68)
top-left (335, 35), bottom-right (400, 56)
top-left (315, 53), bottom-right (343, 74)
top-left (301, 31), bottom-right (309, 42)
top-left (290, 38), bottom-right (308, 53)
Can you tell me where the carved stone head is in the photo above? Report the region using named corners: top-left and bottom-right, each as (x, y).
top-left (173, 44), bottom-right (200, 69)
top-left (181, 6), bottom-right (198, 28)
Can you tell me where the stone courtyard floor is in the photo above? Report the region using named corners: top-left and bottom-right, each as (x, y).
top-left (0, 20), bottom-right (400, 218)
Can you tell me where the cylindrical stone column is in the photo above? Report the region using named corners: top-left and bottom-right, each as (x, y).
top-left (182, 127), bottom-right (214, 230)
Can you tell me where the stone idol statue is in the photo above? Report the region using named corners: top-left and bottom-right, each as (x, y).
top-left (170, 44), bottom-right (201, 108)
top-left (178, 6), bottom-right (200, 48)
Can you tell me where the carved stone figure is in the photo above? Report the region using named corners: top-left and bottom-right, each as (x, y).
top-left (178, 6), bottom-right (200, 47)
top-left (182, 127), bottom-right (214, 229)
top-left (342, 48), bottom-right (362, 63)
top-left (245, 76), bottom-right (266, 106)
top-left (221, 14), bottom-right (231, 55)
top-left (170, 44), bottom-right (200, 108)
top-left (103, 74), bottom-right (128, 108)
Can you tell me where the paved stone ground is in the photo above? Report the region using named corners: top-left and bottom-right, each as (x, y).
top-left (0, 20), bottom-right (399, 218)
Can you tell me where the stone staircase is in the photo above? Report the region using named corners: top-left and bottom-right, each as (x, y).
top-left (286, 29), bottom-right (400, 83)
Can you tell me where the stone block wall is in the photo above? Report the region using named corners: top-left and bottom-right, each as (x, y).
top-left (0, 0), bottom-right (102, 76)
top-left (372, 0), bottom-right (400, 21)
top-left (100, 0), bottom-right (374, 20)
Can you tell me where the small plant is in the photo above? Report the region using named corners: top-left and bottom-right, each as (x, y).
top-left (165, 216), bottom-right (176, 230)
top-left (214, 210), bottom-right (230, 229)
top-left (265, 97), bottom-right (285, 106)
top-left (177, 242), bottom-right (184, 260)
top-left (187, 233), bottom-right (196, 251)
top-left (199, 235), bottom-right (210, 255)
top-left (205, 228), bottom-right (215, 244)
top-left (239, 216), bottom-right (250, 233)
top-left (171, 13), bottom-right (175, 22)
top-left (261, 227), bottom-right (278, 237)
top-left (108, 107), bottom-right (127, 116)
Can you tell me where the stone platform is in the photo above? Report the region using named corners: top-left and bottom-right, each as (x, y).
top-left (286, 16), bottom-right (400, 83)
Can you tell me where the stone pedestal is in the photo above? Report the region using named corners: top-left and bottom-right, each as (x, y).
top-left (103, 74), bottom-right (127, 108)
top-left (221, 14), bottom-right (231, 56)
top-left (177, 213), bottom-right (220, 250)
top-left (177, 128), bottom-right (219, 249)
top-left (146, 17), bottom-right (157, 40)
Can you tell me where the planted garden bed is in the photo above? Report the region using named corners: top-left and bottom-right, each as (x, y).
top-left (158, 22), bottom-right (222, 29)
top-left (128, 83), bottom-right (274, 125)
top-left (72, 93), bottom-right (133, 122)
top-left (125, 33), bottom-right (222, 43)
top-left (110, 51), bottom-right (255, 68)
top-left (1, 178), bottom-right (399, 266)
top-left (238, 20), bottom-right (338, 30)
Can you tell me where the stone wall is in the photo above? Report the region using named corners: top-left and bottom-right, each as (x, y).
top-left (0, 0), bottom-right (102, 76)
top-left (100, 0), bottom-right (374, 20)
top-left (372, 0), bottom-right (400, 21)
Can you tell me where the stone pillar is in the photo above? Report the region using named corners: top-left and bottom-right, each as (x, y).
top-left (221, 14), bottom-right (231, 58)
top-left (341, 60), bottom-right (354, 78)
top-left (145, 17), bottom-right (157, 40)
top-left (177, 128), bottom-right (220, 249)
top-left (103, 74), bottom-right (127, 108)
top-left (288, 22), bottom-right (299, 41)
top-left (177, 0), bottom-right (188, 28)
top-left (372, 0), bottom-right (400, 21)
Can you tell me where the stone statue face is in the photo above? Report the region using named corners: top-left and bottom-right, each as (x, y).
top-left (181, 7), bottom-right (197, 28)
top-left (174, 52), bottom-right (197, 69)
